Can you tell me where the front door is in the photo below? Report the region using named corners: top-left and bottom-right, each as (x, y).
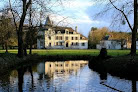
top-left (66, 43), bottom-right (69, 47)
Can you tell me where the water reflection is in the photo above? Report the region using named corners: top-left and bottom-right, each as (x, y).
top-left (88, 60), bottom-right (138, 92)
top-left (8, 60), bottom-right (88, 92)
top-left (0, 60), bottom-right (138, 92)
top-left (44, 61), bottom-right (88, 77)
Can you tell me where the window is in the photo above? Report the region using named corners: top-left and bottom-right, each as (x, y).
top-left (49, 43), bottom-right (51, 47)
top-left (66, 37), bottom-right (68, 40)
top-left (70, 32), bottom-right (73, 34)
top-left (71, 42), bottom-right (73, 46)
top-left (82, 43), bottom-right (85, 46)
top-left (40, 41), bottom-right (43, 46)
top-left (58, 31), bottom-right (61, 34)
top-left (80, 37), bottom-right (82, 39)
top-left (59, 36), bottom-right (62, 40)
top-left (76, 42), bottom-right (78, 46)
top-left (55, 70), bottom-right (58, 72)
top-left (56, 36), bottom-right (58, 40)
top-left (66, 64), bottom-right (68, 67)
top-left (72, 37), bottom-right (74, 40)
top-left (53, 31), bottom-right (55, 34)
top-left (56, 42), bottom-right (58, 46)
top-left (75, 37), bottom-right (78, 40)
top-left (66, 31), bottom-right (69, 34)
top-left (49, 31), bottom-right (51, 34)
top-left (72, 64), bottom-right (74, 66)
top-left (49, 37), bottom-right (51, 40)
top-left (60, 42), bottom-right (62, 46)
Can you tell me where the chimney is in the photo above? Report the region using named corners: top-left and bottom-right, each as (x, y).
top-left (75, 26), bottom-right (78, 32)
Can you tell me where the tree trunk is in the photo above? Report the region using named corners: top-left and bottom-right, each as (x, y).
top-left (23, 44), bottom-right (27, 56)
top-left (17, 67), bottom-right (25, 92)
top-left (29, 3), bottom-right (32, 55)
top-left (130, 0), bottom-right (137, 56)
top-left (131, 28), bottom-right (136, 55)
top-left (132, 80), bottom-right (137, 92)
top-left (18, 30), bottom-right (24, 57)
top-left (2, 44), bottom-right (5, 50)
top-left (29, 44), bottom-right (32, 54)
top-left (28, 66), bottom-right (34, 88)
top-left (5, 42), bottom-right (8, 53)
top-left (17, 5), bottom-right (26, 58)
top-left (17, 0), bottom-right (31, 58)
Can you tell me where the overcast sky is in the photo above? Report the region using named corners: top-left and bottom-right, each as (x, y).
top-left (0, 0), bottom-right (132, 37)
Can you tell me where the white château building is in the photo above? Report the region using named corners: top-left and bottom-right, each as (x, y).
top-left (37, 16), bottom-right (88, 49)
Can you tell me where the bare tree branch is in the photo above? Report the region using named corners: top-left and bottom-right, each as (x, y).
top-left (109, 0), bottom-right (133, 31)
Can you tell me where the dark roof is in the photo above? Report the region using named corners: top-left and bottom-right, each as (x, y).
top-left (80, 34), bottom-right (88, 40)
top-left (45, 16), bottom-right (52, 26)
top-left (103, 35), bottom-right (110, 40)
top-left (43, 16), bottom-right (88, 40)
top-left (53, 26), bottom-right (74, 33)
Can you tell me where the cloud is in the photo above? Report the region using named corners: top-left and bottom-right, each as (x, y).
top-left (49, 13), bottom-right (101, 27)
top-left (63, 0), bottom-right (95, 10)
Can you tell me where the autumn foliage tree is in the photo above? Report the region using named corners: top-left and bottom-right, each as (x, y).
top-left (88, 27), bottom-right (131, 49)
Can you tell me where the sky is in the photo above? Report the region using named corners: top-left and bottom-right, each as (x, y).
top-left (50, 0), bottom-right (111, 37)
top-left (0, 0), bottom-right (133, 37)
top-left (49, 0), bottom-right (133, 37)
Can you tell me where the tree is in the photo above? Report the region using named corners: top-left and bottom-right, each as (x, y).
top-left (88, 27), bottom-right (109, 48)
top-left (0, 15), bottom-right (16, 52)
top-left (7, 0), bottom-right (66, 57)
top-left (94, 0), bottom-right (137, 55)
top-left (25, 27), bottom-right (37, 54)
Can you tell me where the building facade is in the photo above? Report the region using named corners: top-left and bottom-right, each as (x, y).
top-left (96, 40), bottom-right (122, 49)
top-left (37, 17), bottom-right (88, 49)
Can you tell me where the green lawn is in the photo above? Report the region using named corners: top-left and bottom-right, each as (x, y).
top-left (0, 49), bottom-right (133, 56)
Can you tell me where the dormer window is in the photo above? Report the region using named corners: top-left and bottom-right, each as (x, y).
top-left (49, 37), bottom-right (51, 40)
top-left (66, 31), bottom-right (69, 34)
top-left (48, 29), bottom-right (52, 34)
top-left (53, 31), bottom-right (55, 34)
top-left (58, 31), bottom-right (61, 34)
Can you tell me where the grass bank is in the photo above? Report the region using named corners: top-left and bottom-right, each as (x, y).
top-left (0, 53), bottom-right (42, 75)
top-left (0, 49), bottom-right (133, 56)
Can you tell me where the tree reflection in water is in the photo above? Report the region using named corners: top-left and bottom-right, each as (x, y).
top-left (1, 60), bottom-right (137, 92)
top-left (17, 66), bottom-right (34, 92)
top-left (88, 59), bottom-right (138, 92)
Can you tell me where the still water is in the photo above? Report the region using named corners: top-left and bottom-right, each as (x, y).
top-left (0, 60), bottom-right (136, 92)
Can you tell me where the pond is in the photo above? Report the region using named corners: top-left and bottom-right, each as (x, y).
top-left (0, 60), bottom-right (137, 92)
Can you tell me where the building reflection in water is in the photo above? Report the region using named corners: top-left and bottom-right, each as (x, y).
top-left (0, 60), bottom-right (88, 92)
top-left (1, 60), bottom-right (138, 92)
top-left (37, 61), bottom-right (88, 79)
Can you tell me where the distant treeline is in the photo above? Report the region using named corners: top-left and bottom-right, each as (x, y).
top-left (88, 27), bottom-right (132, 49)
